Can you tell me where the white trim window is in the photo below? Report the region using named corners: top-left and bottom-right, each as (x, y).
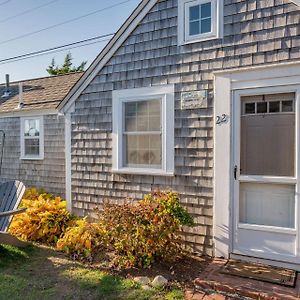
top-left (20, 116), bottom-right (44, 160)
top-left (178, 0), bottom-right (223, 45)
top-left (112, 85), bottom-right (174, 175)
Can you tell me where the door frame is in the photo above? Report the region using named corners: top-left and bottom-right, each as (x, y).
top-left (213, 62), bottom-right (300, 269)
top-left (232, 86), bottom-right (300, 264)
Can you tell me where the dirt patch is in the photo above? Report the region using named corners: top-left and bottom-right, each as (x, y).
top-left (88, 252), bottom-right (212, 289)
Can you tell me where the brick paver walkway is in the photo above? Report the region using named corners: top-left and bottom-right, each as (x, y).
top-left (186, 258), bottom-right (300, 300)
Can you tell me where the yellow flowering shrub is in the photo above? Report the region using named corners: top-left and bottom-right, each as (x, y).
top-left (9, 188), bottom-right (72, 244)
top-left (56, 218), bottom-right (106, 257)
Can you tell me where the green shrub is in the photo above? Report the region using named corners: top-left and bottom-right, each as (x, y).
top-left (9, 188), bottom-right (72, 244)
top-left (98, 191), bottom-right (194, 268)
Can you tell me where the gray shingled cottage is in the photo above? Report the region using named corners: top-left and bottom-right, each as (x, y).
top-left (0, 73), bottom-right (81, 196)
top-left (58, 0), bottom-right (300, 270)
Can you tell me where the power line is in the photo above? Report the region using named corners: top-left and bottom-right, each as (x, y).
top-left (0, 0), bottom-right (60, 24)
top-left (0, 37), bottom-right (112, 65)
top-left (0, 0), bottom-right (11, 6)
top-left (0, 33), bottom-right (114, 63)
top-left (0, 0), bottom-right (133, 46)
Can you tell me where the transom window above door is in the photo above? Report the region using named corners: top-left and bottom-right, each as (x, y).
top-left (243, 93), bottom-right (295, 115)
top-left (112, 85), bottom-right (174, 175)
top-left (178, 0), bottom-right (223, 45)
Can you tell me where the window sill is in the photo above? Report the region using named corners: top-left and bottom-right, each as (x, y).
top-left (20, 156), bottom-right (44, 161)
top-left (112, 168), bottom-right (174, 177)
top-left (179, 34), bottom-right (220, 46)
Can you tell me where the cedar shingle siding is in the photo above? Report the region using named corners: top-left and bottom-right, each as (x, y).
top-left (70, 0), bottom-right (300, 255)
top-left (0, 115), bottom-right (66, 196)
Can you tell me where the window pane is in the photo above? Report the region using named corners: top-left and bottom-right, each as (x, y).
top-left (124, 102), bottom-right (136, 117)
top-left (240, 183), bottom-right (295, 228)
top-left (282, 100), bottom-right (294, 112)
top-left (257, 102), bottom-right (267, 114)
top-left (201, 18), bottom-right (211, 33)
top-left (269, 101), bottom-right (280, 113)
top-left (125, 116), bottom-right (137, 131)
top-left (125, 135), bottom-right (138, 165)
top-left (24, 139), bottom-right (39, 156)
top-left (124, 134), bottom-right (161, 167)
top-left (148, 100), bottom-right (160, 114)
top-left (137, 116), bottom-right (148, 131)
top-left (189, 21), bottom-right (200, 36)
top-left (241, 112), bottom-right (295, 177)
top-left (201, 2), bottom-right (211, 18)
top-left (244, 103), bottom-right (255, 114)
top-left (189, 5), bottom-right (200, 21)
top-left (149, 116), bottom-right (161, 131)
top-left (124, 100), bottom-right (161, 133)
top-left (24, 119), bottom-right (39, 137)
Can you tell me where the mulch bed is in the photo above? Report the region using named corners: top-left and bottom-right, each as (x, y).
top-left (86, 252), bottom-right (213, 289)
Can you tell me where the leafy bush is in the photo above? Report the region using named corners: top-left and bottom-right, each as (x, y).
top-left (9, 188), bottom-right (72, 244)
top-left (56, 218), bottom-right (106, 257)
top-left (10, 188), bottom-right (194, 269)
top-left (98, 191), bottom-right (194, 268)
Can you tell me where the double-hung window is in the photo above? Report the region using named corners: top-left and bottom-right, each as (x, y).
top-left (20, 116), bottom-right (44, 160)
top-left (112, 85), bottom-right (174, 175)
top-left (178, 0), bottom-right (223, 44)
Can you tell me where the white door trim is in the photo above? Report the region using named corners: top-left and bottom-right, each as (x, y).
top-left (213, 62), bottom-right (300, 267)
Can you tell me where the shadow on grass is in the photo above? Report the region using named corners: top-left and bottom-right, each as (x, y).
top-left (0, 244), bottom-right (173, 300)
top-left (0, 244), bottom-right (35, 267)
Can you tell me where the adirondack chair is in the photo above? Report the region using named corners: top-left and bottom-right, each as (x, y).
top-left (0, 180), bottom-right (27, 247)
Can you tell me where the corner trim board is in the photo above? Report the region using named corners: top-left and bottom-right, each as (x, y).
top-left (65, 112), bottom-right (72, 212)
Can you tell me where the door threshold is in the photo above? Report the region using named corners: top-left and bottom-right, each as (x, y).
top-left (230, 253), bottom-right (300, 272)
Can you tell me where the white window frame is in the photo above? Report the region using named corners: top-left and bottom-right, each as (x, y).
top-left (20, 116), bottom-right (44, 160)
top-left (178, 0), bottom-right (223, 45)
top-left (112, 85), bottom-right (174, 176)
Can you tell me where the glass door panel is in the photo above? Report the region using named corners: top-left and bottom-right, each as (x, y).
top-left (239, 183), bottom-right (295, 228)
top-left (240, 93), bottom-right (295, 177)
top-left (239, 93), bottom-right (296, 229)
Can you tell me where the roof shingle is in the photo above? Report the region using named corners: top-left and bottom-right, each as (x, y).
top-left (0, 72), bottom-right (82, 114)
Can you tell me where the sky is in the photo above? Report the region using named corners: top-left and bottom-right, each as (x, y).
top-left (0, 0), bottom-right (140, 82)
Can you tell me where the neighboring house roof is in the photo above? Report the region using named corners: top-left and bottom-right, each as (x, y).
top-left (0, 72), bottom-right (82, 114)
top-left (58, 0), bottom-right (300, 113)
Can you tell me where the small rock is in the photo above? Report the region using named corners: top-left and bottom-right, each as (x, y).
top-left (141, 285), bottom-right (153, 291)
top-left (133, 276), bottom-right (151, 285)
top-left (151, 275), bottom-right (168, 287)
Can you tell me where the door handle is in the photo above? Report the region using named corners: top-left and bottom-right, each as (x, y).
top-left (234, 165), bottom-right (238, 180)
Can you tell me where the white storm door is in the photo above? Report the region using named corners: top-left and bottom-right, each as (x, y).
top-left (232, 90), bottom-right (299, 264)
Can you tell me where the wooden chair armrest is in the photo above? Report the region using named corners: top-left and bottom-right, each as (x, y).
top-left (0, 208), bottom-right (26, 218)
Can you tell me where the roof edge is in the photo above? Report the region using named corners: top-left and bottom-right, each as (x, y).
top-left (58, 0), bottom-right (157, 112)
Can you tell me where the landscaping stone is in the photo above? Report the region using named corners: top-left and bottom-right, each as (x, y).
top-left (133, 276), bottom-right (151, 285)
top-left (141, 285), bottom-right (153, 291)
top-left (151, 275), bottom-right (168, 287)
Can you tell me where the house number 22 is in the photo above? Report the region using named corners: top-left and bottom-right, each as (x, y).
top-left (216, 114), bottom-right (229, 125)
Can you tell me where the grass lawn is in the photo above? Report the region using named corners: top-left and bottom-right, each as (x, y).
top-left (0, 244), bottom-right (184, 300)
